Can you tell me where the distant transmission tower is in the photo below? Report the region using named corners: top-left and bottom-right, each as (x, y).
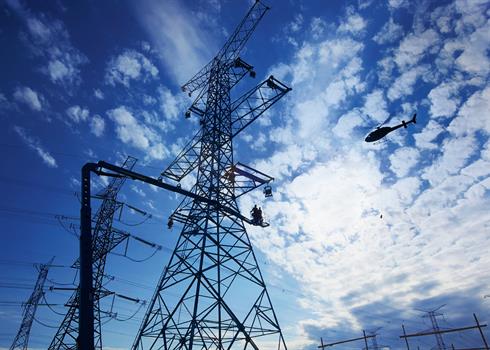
top-left (48, 156), bottom-right (137, 350)
top-left (368, 328), bottom-right (382, 350)
top-left (10, 257), bottom-right (54, 350)
top-left (132, 1), bottom-right (291, 350)
top-left (420, 305), bottom-right (447, 350)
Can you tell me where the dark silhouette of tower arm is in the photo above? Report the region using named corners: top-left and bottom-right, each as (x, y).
top-left (231, 75), bottom-right (291, 137)
top-left (181, 0), bottom-right (269, 96)
top-left (318, 333), bottom-right (376, 348)
top-left (400, 324), bottom-right (488, 338)
top-left (93, 161), bottom-right (258, 225)
top-left (160, 129), bottom-right (202, 182)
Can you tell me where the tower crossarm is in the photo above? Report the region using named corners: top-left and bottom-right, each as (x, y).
top-left (223, 162), bottom-right (274, 199)
top-left (160, 129), bottom-right (202, 182)
top-left (229, 57), bottom-right (256, 89)
top-left (185, 57), bottom-right (255, 120)
top-left (231, 75), bottom-right (291, 137)
top-left (181, 0), bottom-right (269, 96)
top-left (180, 59), bottom-right (214, 97)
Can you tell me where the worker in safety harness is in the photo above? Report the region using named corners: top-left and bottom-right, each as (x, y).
top-left (250, 205), bottom-right (263, 225)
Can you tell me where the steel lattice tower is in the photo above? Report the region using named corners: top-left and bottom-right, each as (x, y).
top-left (424, 310), bottom-right (447, 350)
top-left (48, 156), bottom-right (137, 350)
top-left (133, 1), bottom-right (291, 350)
top-left (10, 257), bottom-right (54, 350)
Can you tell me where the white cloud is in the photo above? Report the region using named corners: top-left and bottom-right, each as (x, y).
top-left (159, 87), bottom-right (182, 121)
top-left (131, 184), bottom-right (146, 197)
top-left (388, 0), bottom-right (408, 8)
top-left (66, 105), bottom-right (89, 123)
top-left (318, 38), bottom-right (364, 69)
top-left (133, 0), bottom-right (217, 84)
top-left (26, 16), bottom-right (52, 42)
top-left (108, 106), bottom-right (153, 149)
top-left (448, 86), bottom-right (490, 137)
top-left (380, 58), bottom-right (399, 86)
top-left (373, 17), bottom-right (403, 45)
top-left (289, 14), bottom-right (304, 33)
top-left (90, 115), bottom-right (105, 137)
top-left (338, 11), bottom-right (366, 35)
top-left (387, 65), bottom-right (428, 101)
top-left (13, 86), bottom-right (43, 111)
top-left (107, 106), bottom-right (168, 160)
top-left (47, 59), bottom-right (71, 83)
top-left (13, 125), bottom-right (57, 167)
top-left (394, 29), bottom-right (439, 70)
top-left (422, 135), bottom-right (477, 186)
top-left (147, 143), bottom-right (168, 160)
top-left (428, 81), bottom-right (460, 119)
top-left (362, 89), bottom-right (389, 123)
top-left (332, 109), bottom-right (363, 139)
top-left (413, 120), bottom-right (445, 150)
top-left (454, 19), bottom-right (490, 77)
top-left (94, 89), bottom-right (104, 100)
top-left (6, 2), bottom-right (88, 86)
top-left (310, 17), bottom-right (326, 40)
top-left (389, 147), bottom-right (420, 177)
top-left (229, 4), bottom-right (490, 344)
top-left (106, 49), bottom-right (159, 87)
top-left (0, 93), bottom-right (8, 110)
top-left (247, 132), bottom-right (267, 151)
top-left (430, 4), bottom-right (455, 34)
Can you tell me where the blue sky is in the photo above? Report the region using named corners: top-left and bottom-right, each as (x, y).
top-left (1, 0), bottom-right (490, 349)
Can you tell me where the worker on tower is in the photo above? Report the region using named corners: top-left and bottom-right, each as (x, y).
top-left (251, 205), bottom-right (260, 225)
top-left (167, 216), bottom-right (174, 230)
top-left (258, 207), bottom-right (263, 226)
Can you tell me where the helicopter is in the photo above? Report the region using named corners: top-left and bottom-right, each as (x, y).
top-left (364, 113), bottom-right (417, 143)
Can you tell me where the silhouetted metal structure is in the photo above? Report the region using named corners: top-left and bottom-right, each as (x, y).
top-left (400, 311), bottom-right (489, 350)
top-left (48, 156), bottom-right (137, 350)
top-left (367, 328), bottom-right (383, 350)
top-left (318, 331), bottom-right (375, 350)
top-left (10, 257), bottom-right (54, 350)
top-left (418, 306), bottom-right (447, 350)
top-left (132, 1), bottom-right (291, 349)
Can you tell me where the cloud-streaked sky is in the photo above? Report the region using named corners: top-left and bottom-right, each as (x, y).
top-left (1, 0), bottom-right (489, 349)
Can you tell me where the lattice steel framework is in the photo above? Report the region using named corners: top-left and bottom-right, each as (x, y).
top-left (426, 311), bottom-right (447, 350)
top-left (48, 156), bottom-right (137, 350)
top-left (10, 258), bottom-right (53, 350)
top-left (133, 1), bottom-right (291, 350)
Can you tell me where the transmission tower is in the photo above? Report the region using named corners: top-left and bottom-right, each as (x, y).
top-left (48, 156), bottom-right (137, 350)
top-left (419, 305), bottom-right (447, 350)
top-left (10, 257), bottom-right (54, 350)
top-left (132, 1), bottom-right (291, 350)
top-left (367, 328), bottom-right (382, 350)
